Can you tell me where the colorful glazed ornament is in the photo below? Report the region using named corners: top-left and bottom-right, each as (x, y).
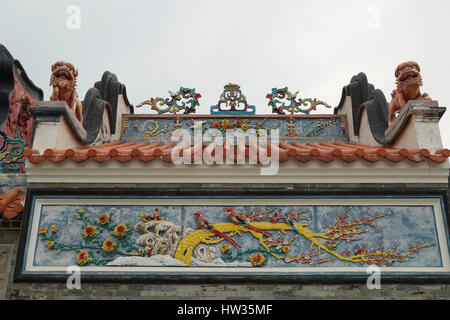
top-left (210, 83), bottom-right (256, 115)
top-left (137, 87), bottom-right (201, 114)
top-left (0, 129), bottom-right (25, 173)
top-left (266, 87), bottom-right (331, 115)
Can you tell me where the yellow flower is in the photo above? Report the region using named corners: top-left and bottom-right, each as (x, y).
top-left (113, 224), bottom-right (128, 237)
top-left (257, 129), bottom-right (266, 136)
top-left (78, 209), bottom-right (85, 214)
top-left (39, 227), bottom-right (48, 234)
top-left (83, 225), bottom-right (98, 238)
top-left (77, 250), bottom-right (89, 265)
top-left (249, 253), bottom-right (265, 266)
top-left (97, 213), bottom-right (110, 225)
top-left (46, 241), bottom-right (55, 249)
top-left (102, 238), bottom-right (117, 252)
top-left (221, 119), bottom-right (229, 126)
top-left (220, 244), bottom-right (231, 253)
top-left (50, 225), bottom-right (58, 233)
top-left (282, 246), bottom-right (290, 253)
top-left (241, 123), bottom-right (249, 131)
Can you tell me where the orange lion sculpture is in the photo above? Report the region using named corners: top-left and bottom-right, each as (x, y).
top-left (388, 61), bottom-right (431, 125)
top-left (49, 61), bottom-right (83, 122)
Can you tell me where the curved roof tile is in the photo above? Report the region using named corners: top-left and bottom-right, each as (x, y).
top-left (23, 141), bottom-right (450, 165)
top-left (0, 188), bottom-right (25, 220)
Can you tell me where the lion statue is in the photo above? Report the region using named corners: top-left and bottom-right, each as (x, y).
top-left (388, 61), bottom-right (432, 125)
top-left (49, 61), bottom-right (83, 122)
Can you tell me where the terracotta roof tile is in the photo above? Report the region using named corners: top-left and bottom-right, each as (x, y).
top-left (23, 141), bottom-right (450, 165)
top-left (0, 188), bottom-right (25, 220)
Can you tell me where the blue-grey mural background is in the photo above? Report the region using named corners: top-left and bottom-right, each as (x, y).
top-left (121, 115), bottom-right (347, 145)
top-left (28, 201), bottom-right (444, 270)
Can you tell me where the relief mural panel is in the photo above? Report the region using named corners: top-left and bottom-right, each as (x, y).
top-left (18, 196), bottom-right (450, 279)
top-left (121, 115), bottom-right (348, 145)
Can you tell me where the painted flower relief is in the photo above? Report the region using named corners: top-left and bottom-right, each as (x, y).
top-left (38, 206), bottom-right (435, 268)
top-left (113, 224), bottom-right (128, 237)
top-left (102, 238), bottom-right (117, 252)
top-left (39, 209), bottom-right (139, 266)
top-left (83, 225), bottom-right (97, 238)
top-left (201, 118), bottom-right (277, 135)
top-left (249, 253), bottom-right (266, 266)
top-left (97, 213), bottom-right (110, 225)
top-left (77, 250), bottom-right (90, 265)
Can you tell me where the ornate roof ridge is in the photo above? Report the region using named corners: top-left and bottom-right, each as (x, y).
top-left (24, 141), bottom-right (450, 165)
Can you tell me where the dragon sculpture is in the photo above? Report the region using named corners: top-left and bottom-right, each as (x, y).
top-left (49, 61), bottom-right (83, 122)
top-left (137, 87), bottom-right (201, 114)
top-left (266, 87), bottom-right (330, 115)
top-left (388, 61), bottom-right (432, 125)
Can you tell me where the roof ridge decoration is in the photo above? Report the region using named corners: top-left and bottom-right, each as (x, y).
top-left (267, 87), bottom-right (331, 115)
top-left (136, 87), bottom-right (201, 114)
top-left (0, 129), bottom-right (25, 173)
top-left (0, 44), bottom-right (43, 148)
top-left (24, 140), bottom-right (450, 165)
top-left (82, 70), bottom-right (133, 140)
top-left (30, 68), bottom-right (133, 150)
top-left (334, 62), bottom-right (445, 150)
top-left (334, 72), bottom-right (375, 136)
top-left (389, 61), bottom-right (432, 125)
top-left (93, 71), bottom-right (133, 134)
top-left (49, 61), bottom-right (83, 123)
top-left (210, 83), bottom-right (255, 115)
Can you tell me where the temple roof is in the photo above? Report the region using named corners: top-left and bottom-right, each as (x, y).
top-left (24, 140), bottom-right (450, 165)
top-left (22, 81), bottom-right (450, 174)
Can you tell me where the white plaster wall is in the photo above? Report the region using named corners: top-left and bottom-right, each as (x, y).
top-left (336, 96), bottom-right (357, 142)
top-left (391, 119), bottom-right (444, 153)
top-left (32, 116), bottom-right (87, 152)
top-left (25, 157), bottom-right (450, 185)
top-left (357, 108), bottom-right (383, 147)
top-left (114, 94), bottom-right (131, 140)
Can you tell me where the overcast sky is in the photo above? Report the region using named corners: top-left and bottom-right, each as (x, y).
top-left (2, 0), bottom-right (450, 146)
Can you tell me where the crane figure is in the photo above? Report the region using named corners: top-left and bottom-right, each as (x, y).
top-left (225, 208), bottom-right (272, 237)
top-left (194, 210), bottom-right (241, 249)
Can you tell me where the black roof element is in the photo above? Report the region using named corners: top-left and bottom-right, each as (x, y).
top-left (80, 71), bottom-right (133, 143)
top-left (0, 44), bottom-right (43, 127)
top-left (335, 72), bottom-right (399, 145)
